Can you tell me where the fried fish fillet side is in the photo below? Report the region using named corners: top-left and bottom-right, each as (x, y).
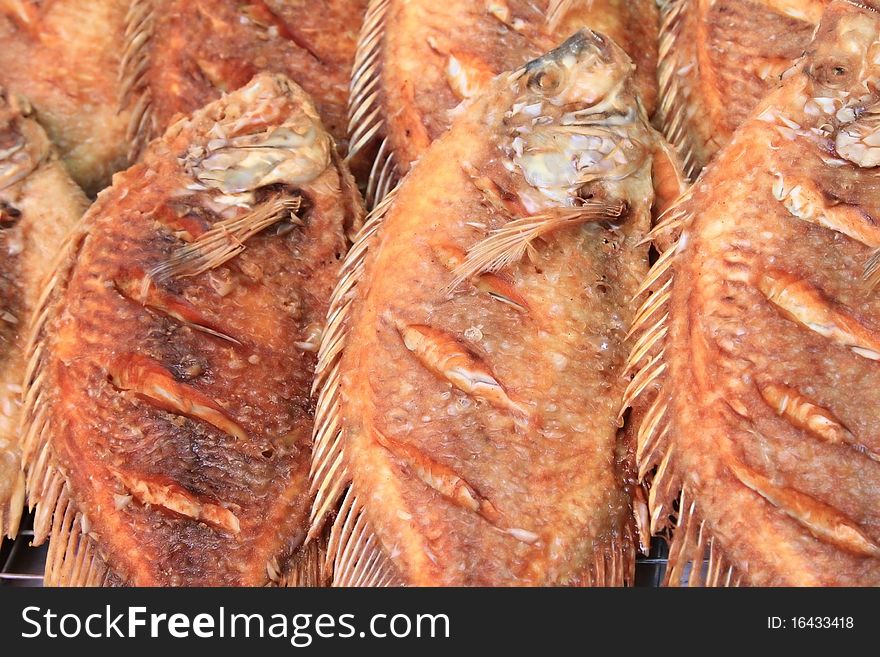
top-left (0, 90), bottom-right (88, 542)
top-left (21, 73), bottom-right (364, 586)
top-left (310, 32), bottom-right (686, 586)
top-left (658, 0), bottom-right (830, 177)
top-left (121, 0), bottom-right (367, 164)
top-left (0, 0), bottom-right (131, 196)
top-left (348, 0), bottom-right (659, 206)
top-left (630, 0), bottom-right (880, 586)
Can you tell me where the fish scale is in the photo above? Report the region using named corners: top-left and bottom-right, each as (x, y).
top-left (0, 89), bottom-right (88, 545)
top-left (20, 73), bottom-right (364, 586)
top-left (347, 0), bottom-right (659, 207)
top-left (628, 0), bottom-right (880, 586)
top-left (0, 0), bottom-right (131, 195)
top-left (120, 0), bottom-right (367, 168)
top-left (657, 0), bottom-right (832, 177)
top-left (309, 31), bottom-right (686, 586)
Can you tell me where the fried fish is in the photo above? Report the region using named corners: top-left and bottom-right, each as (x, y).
top-left (121, 0), bottom-right (367, 164)
top-left (658, 0), bottom-right (831, 177)
top-left (0, 89), bottom-right (87, 543)
top-left (309, 31), bottom-right (686, 586)
top-left (629, 0), bottom-right (880, 586)
top-left (348, 0), bottom-right (659, 206)
top-left (0, 0), bottom-right (131, 195)
top-left (21, 73), bottom-right (364, 586)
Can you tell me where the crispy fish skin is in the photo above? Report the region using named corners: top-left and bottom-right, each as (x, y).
top-left (311, 32), bottom-right (684, 586)
top-left (122, 0), bottom-right (367, 163)
top-left (22, 73), bottom-right (364, 586)
top-left (349, 0), bottom-right (658, 205)
top-left (658, 0), bottom-right (830, 176)
top-left (0, 0), bottom-right (131, 196)
top-left (631, 0), bottom-right (880, 586)
top-left (0, 90), bottom-right (87, 541)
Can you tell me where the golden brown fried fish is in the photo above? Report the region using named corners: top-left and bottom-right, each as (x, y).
top-left (0, 89), bottom-right (87, 542)
top-left (122, 0), bottom-right (367, 163)
top-left (629, 0), bottom-right (880, 586)
top-left (0, 0), bottom-right (131, 195)
top-left (658, 0), bottom-right (831, 177)
top-left (21, 73), bottom-right (364, 586)
top-left (309, 32), bottom-right (685, 586)
top-left (348, 0), bottom-right (659, 206)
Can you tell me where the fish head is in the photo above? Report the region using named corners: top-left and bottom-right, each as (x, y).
top-left (800, 2), bottom-right (880, 167)
top-left (0, 89), bottom-right (48, 190)
top-left (502, 30), bottom-right (650, 210)
top-left (182, 73), bottom-right (332, 203)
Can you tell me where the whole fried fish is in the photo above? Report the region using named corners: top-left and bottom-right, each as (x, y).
top-left (21, 73), bottom-right (364, 586)
top-left (310, 31), bottom-right (686, 586)
top-left (348, 0), bottom-right (658, 205)
top-left (0, 90), bottom-right (87, 542)
top-left (629, 0), bottom-right (880, 586)
top-left (0, 0), bottom-right (131, 195)
top-left (121, 0), bottom-right (367, 164)
top-left (658, 0), bottom-right (830, 176)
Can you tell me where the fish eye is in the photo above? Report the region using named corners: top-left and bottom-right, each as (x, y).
top-left (528, 65), bottom-right (564, 95)
top-left (809, 59), bottom-right (855, 89)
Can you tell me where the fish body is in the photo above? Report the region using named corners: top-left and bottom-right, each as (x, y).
top-left (0, 0), bottom-right (131, 195)
top-left (0, 90), bottom-right (87, 541)
top-left (22, 73), bottom-right (363, 586)
top-left (311, 32), bottom-right (684, 586)
top-left (631, 0), bottom-right (880, 586)
top-left (122, 0), bottom-right (367, 163)
top-left (658, 0), bottom-right (830, 176)
top-left (349, 0), bottom-right (658, 204)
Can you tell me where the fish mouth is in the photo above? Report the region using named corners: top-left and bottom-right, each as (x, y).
top-left (523, 29), bottom-right (608, 75)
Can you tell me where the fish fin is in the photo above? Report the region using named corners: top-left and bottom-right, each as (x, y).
top-left (20, 225), bottom-right (87, 529)
top-left (280, 535), bottom-right (328, 587)
top-left (148, 196), bottom-right (301, 282)
top-left (43, 485), bottom-right (117, 587)
top-left (347, 0), bottom-right (391, 168)
top-left (641, 194), bottom-right (694, 250)
top-left (119, 0), bottom-right (156, 162)
top-left (447, 202), bottom-right (625, 293)
top-left (664, 489), bottom-right (742, 587)
top-left (1, 467), bottom-right (24, 540)
top-left (652, 139), bottom-right (690, 222)
top-left (19, 223), bottom-right (121, 586)
top-left (866, 248), bottom-right (880, 292)
top-left (364, 136), bottom-right (400, 209)
top-left (546, 0), bottom-right (575, 30)
top-left (624, 230), bottom-right (678, 383)
top-left (657, 0), bottom-right (700, 178)
top-left (308, 189), bottom-right (399, 539)
top-left (622, 229), bottom-right (682, 554)
top-left (326, 488), bottom-right (404, 587)
top-left (574, 527), bottom-right (637, 586)
top-left (632, 483), bottom-right (651, 556)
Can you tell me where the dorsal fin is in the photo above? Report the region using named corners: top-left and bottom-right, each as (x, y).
top-left (16, 220), bottom-right (119, 585)
top-left (308, 188), bottom-right (399, 539)
top-left (656, 0), bottom-right (700, 178)
top-left (325, 487), bottom-right (404, 586)
top-left (347, 0), bottom-right (400, 208)
top-left (118, 0), bottom-right (157, 163)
